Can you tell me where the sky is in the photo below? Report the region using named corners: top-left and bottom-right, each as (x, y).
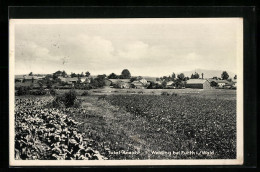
top-left (13, 19), bottom-right (242, 77)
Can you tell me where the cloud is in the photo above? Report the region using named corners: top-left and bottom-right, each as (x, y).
top-left (13, 20), bottom-right (240, 76)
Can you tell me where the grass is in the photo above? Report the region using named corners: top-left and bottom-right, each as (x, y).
top-left (54, 88), bottom-right (236, 100)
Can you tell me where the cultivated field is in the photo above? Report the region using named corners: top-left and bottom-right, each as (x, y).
top-left (14, 89), bottom-right (236, 160)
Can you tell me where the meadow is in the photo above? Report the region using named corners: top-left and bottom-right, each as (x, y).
top-left (14, 89), bottom-right (236, 160)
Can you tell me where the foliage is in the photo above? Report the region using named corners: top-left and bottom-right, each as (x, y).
top-left (85, 71), bottom-right (90, 77)
top-left (161, 81), bottom-right (167, 89)
top-left (191, 72), bottom-right (200, 79)
top-left (81, 91), bottom-right (90, 96)
top-left (17, 86), bottom-right (31, 96)
top-left (108, 73), bottom-right (118, 79)
top-left (161, 91), bottom-right (170, 96)
top-left (210, 81), bottom-right (218, 87)
top-left (171, 72), bottom-right (176, 80)
top-left (120, 69), bottom-right (131, 79)
top-left (130, 77), bottom-right (137, 82)
top-left (221, 71), bottom-right (229, 80)
top-left (90, 75), bottom-right (106, 88)
top-left (15, 97), bottom-right (106, 160)
top-left (64, 90), bottom-right (78, 107)
top-left (177, 73), bottom-right (185, 81)
top-left (71, 72), bottom-right (77, 78)
top-left (50, 88), bottom-right (57, 96)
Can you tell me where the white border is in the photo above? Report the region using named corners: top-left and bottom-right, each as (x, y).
top-left (9, 18), bottom-right (243, 166)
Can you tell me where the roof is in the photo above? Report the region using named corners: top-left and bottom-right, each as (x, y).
top-left (207, 78), bottom-right (218, 82)
top-left (109, 79), bottom-right (131, 83)
top-left (23, 76), bottom-right (39, 80)
top-left (186, 79), bottom-right (209, 84)
top-left (132, 81), bottom-right (144, 86)
top-left (15, 75), bottom-right (25, 79)
top-left (66, 77), bottom-right (79, 82)
top-left (166, 81), bottom-right (174, 86)
top-left (143, 77), bottom-right (157, 82)
top-left (215, 80), bottom-right (230, 84)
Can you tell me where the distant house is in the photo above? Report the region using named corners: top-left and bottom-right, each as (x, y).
top-left (104, 79), bottom-right (112, 87)
top-left (186, 79), bottom-right (211, 89)
top-left (139, 78), bottom-right (148, 85)
top-left (232, 80), bottom-right (237, 88)
top-left (15, 75), bottom-right (25, 82)
top-left (65, 77), bottom-right (78, 85)
top-left (109, 79), bottom-right (131, 88)
top-left (131, 81), bottom-right (144, 89)
top-left (79, 77), bottom-right (91, 83)
top-left (215, 80), bottom-right (230, 88)
top-left (166, 81), bottom-right (174, 86)
top-left (58, 76), bottom-right (67, 82)
top-left (24, 75), bottom-right (40, 81)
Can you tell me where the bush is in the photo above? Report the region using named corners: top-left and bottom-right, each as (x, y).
top-left (172, 93), bottom-right (178, 96)
top-left (138, 91), bottom-right (144, 94)
top-left (51, 89), bottom-right (80, 108)
top-left (161, 91), bottom-right (170, 96)
top-left (81, 91), bottom-right (90, 96)
top-left (17, 86), bottom-right (30, 96)
top-left (50, 88), bottom-right (57, 96)
top-left (64, 90), bottom-right (77, 107)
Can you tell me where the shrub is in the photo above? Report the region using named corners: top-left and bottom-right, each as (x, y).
top-left (50, 88), bottom-right (57, 96)
top-left (138, 91), bottom-right (144, 94)
top-left (17, 86), bottom-right (30, 96)
top-left (81, 91), bottom-right (90, 96)
top-left (161, 91), bottom-right (170, 96)
top-left (51, 89), bottom-right (80, 108)
top-left (98, 95), bottom-right (107, 101)
top-left (172, 93), bottom-right (178, 96)
top-left (64, 90), bottom-right (77, 107)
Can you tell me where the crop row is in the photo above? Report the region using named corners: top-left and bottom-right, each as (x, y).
top-left (15, 97), bottom-right (106, 160)
top-left (104, 94), bottom-right (236, 159)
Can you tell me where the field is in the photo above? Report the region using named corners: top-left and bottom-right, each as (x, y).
top-left (14, 89), bottom-right (236, 160)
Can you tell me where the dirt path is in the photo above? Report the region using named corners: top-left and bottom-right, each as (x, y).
top-left (78, 96), bottom-right (153, 159)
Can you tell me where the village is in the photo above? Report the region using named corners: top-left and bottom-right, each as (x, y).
top-left (15, 69), bottom-right (237, 92)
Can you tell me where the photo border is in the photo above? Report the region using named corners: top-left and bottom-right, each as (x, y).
top-left (7, 6), bottom-right (257, 168)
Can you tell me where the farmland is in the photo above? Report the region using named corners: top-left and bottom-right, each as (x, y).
top-left (14, 89), bottom-right (236, 160)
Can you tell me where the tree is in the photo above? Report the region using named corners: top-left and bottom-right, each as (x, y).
top-left (108, 73), bottom-right (118, 79)
top-left (121, 69), bottom-right (131, 79)
top-left (210, 81), bottom-right (218, 87)
top-left (62, 71), bottom-right (67, 77)
top-left (177, 73), bottom-right (185, 81)
top-left (29, 72), bottom-right (33, 76)
top-left (85, 71), bottom-right (90, 77)
top-left (90, 75), bottom-right (106, 88)
top-left (130, 77), bottom-right (137, 82)
top-left (71, 72), bottom-right (77, 78)
top-left (221, 71), bottom-right (229, 80)
top-left (191, 72), bottom-right (199, 79)
top-left (171, 72), bottom-right (176, 80)
top-left (162, 81), bottom-right (167, 89)
top-left (184, 77), bottom-right (189, 81)
top-left (234, 75), bottom-right (237, 80)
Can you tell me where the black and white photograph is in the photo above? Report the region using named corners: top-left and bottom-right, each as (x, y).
top-left (9, 18), bottom-right (243, 166)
